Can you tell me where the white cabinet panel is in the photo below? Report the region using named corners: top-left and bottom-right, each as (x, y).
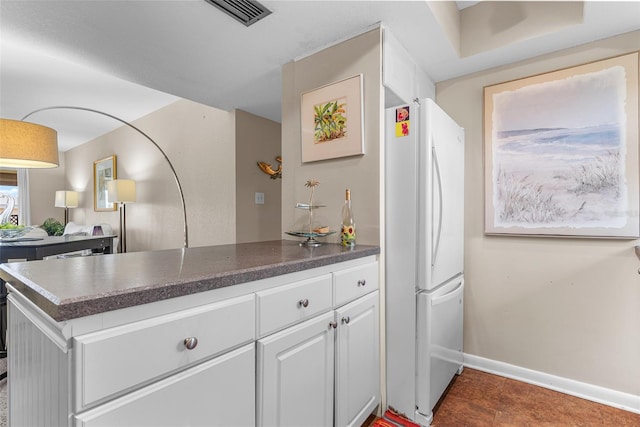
top-left (335, 291), bottom-right (380, 427)
top-left (257, 311), bottom-right (335, 427)
top-left (74, 294), bottom-right (255, 410)
top-left (256, 273), bottom-right (332, 337)
top-left (383, 27), bottom-right (435, 107)
top-left (383, 28), bottom-right (415, 106)
top-left (333, 262), bottom-right (378, 306)
top-left (74, 344), bottom-right (255, 427)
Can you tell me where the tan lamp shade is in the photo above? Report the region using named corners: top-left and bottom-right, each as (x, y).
top-left (0, 118), bottom-right (59, 168)
top-left (54, 190), bottom-right (79, 208)
top-left (107, 179), bottom-right (136, 203)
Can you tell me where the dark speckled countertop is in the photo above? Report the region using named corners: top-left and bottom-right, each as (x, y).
top-left (0, 240), bottom-right (379, 322)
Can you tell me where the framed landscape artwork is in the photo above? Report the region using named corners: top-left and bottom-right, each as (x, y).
top-left (94, 155), bottom-right (117, 211)
top-left (301, 74), bottom-right (364, 163)
top-left (484, 52), bottom-right (639, 238)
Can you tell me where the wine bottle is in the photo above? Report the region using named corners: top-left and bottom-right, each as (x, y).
top-left (341, 189), bottom-right (356, 247)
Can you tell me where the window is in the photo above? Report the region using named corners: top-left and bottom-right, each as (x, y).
top-left (0, 169), bottom-right (19, 225)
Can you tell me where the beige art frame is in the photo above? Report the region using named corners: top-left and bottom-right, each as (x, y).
top-left (301, 74), bottom-right (364, 163)
top-left (484, 52), bottom-right (639, 238)
top-left (94, 155), bottom-right (117, 212)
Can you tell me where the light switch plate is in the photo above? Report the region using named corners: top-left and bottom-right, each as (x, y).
top-left (255, 192), bottom-right (265, 204)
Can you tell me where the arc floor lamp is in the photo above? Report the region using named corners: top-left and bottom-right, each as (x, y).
top-left (21, 106), bottom-right (189, 249)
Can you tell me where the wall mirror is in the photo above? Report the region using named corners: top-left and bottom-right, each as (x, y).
top-left (94, 155), bottom-right (117, 211)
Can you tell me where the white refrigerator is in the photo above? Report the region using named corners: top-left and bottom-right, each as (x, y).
top-left (385, 98), bottom-right (465, 426)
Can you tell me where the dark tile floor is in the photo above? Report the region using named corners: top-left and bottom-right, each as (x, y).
top-left (430, 368), bottom-right (640, 426)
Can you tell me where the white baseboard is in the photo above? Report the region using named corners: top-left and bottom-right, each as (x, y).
top-left (463, 353), bottom-right (640, 415)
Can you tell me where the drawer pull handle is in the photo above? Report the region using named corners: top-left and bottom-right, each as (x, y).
top-left (298, 298), bottom-right (309, 308)
top-left (184, 337), bottom-right (198, 350)
top-left (341, 316), bottom-right (351, 324)
top-left (329, 321), bottom-right (338, 329)
top-left (358, 280), bottom-right (366, 287)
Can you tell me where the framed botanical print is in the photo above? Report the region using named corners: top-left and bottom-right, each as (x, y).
top-left (301, 74), bottom-right (364, 163)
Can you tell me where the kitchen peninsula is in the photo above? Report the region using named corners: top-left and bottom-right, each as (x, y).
top-left (0, 240), bottom-right (381, 427)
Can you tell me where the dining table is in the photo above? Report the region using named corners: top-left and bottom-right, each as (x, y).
top-left (0, 234), bottom-right (115, 263)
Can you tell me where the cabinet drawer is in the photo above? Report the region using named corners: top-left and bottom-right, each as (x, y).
top-left (74, 344), bottom-right (256, 427)
top-left (333, 262), bottom-right (378, 306)
top-left (257, 274), bottom-right (332, 337)
top-left (73, 294), bottom-right (255, 411)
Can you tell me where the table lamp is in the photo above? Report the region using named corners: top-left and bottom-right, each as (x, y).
top-left (54, 190), bottom-right (79, 225)
top-left (107, 179), bottom-right (136, 253)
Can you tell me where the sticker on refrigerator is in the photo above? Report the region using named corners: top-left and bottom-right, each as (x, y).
top-left (395, 106), bottom-right (410, 137)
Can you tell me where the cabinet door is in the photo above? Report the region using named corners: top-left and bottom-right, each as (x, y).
top-left (74, 344), bottom-right (255, 427)
top-left (257, 311), bottom-right (335, 427)
top-left (335, 291), bottom-right (380, 427)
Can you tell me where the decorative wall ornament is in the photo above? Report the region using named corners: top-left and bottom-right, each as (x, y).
top-left (257, 156), bottom-right (282, 179)
top-left (301, 74), bottom-right (364, 163)
top-left (483, 52), bottom-right (639, 238)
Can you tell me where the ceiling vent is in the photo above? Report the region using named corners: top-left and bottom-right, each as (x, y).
top-left (204, 0), bottom-right (272, 26)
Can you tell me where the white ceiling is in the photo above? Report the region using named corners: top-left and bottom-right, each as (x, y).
top-left (1, 1), bottom-right (639, 152)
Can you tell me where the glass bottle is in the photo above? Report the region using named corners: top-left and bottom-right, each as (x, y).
top-left (341, 189), bottom-right (356, 247)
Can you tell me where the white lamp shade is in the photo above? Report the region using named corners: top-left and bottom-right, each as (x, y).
top-left (107, 179), bottom-right (136, 203)
top-left (54, 190), bottom-right (79, 208)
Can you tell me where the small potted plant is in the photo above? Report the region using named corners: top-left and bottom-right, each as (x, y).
top-left (41, 218), bottom-right (64, 236)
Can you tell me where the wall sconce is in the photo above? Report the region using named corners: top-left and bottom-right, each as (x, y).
top-left (107, 179), bottom-right (136, 253)
top-left (257, 155), bottom-right (282, 179)
top-left (54, 190), bottom-right (79, 225)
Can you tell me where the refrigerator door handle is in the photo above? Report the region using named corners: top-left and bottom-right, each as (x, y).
top-left (430, 279), bottom-right (463, 306)
top-left (432, 143), bottom-right (443, 268)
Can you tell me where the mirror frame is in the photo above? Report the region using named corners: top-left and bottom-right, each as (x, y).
top-left (93, 155), bottom-right (117, 211)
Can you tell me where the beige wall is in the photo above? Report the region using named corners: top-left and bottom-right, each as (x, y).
top-left (281, 28), bottom-right (382, 245)
top-left (436, 31), bottom-right (640, 394)
top-left (236, 109), bottom-right (282, 243)
top-left (29, 156), bottom-right (66, 226)
top-left (61, 98), bottom-right (236, 251)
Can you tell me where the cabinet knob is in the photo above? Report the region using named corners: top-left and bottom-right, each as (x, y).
top-left (341, 316), bottom-right (351, 324)
top-left (329, 321), bottom-right (338, 329)
top-left (184, 337), bottom-right (198, 350)
top-left (357, 279), bottom-right (366, 287)
top-left (298, 298), bottom-right (309, 308)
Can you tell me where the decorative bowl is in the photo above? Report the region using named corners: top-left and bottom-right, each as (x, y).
top-left (0, 226), bottom-right (33, 240)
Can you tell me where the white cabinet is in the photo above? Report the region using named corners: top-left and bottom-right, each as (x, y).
top-left (74, 344), bottom-right (255, 427)
top-left (73, 294), bottom-right (255, 411)
top-left (335, 292), bottom-right (380, 427)
top-left (333, 261), bottom-right (378, 306)
top-left (7, 255), bottom-right (379, 427)
top-left (257, 312), bottom-right (336, 427)
top-left (256, 273), bottom-right (333, 337)
top-left (8, 291), bottom-right (257, 427)
top-left (257, 262), bottom-right (380, 427)
top-left (382, 26), bottom-right (435, 107)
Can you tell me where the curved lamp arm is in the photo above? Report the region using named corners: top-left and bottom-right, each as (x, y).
top-left (22, 106), bottom-right (189, 248)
